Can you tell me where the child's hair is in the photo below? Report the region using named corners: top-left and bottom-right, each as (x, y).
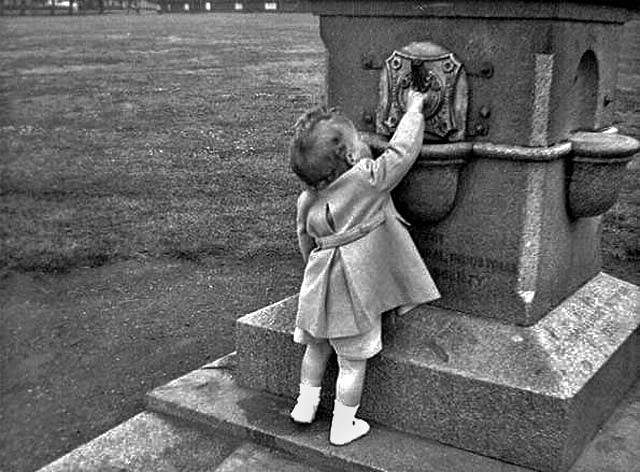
top-left (289, 106), bottom-right (356, 190)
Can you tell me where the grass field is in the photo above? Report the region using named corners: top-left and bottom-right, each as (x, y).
top-left (1, 13), bottom-right (323, 273)
top-left (1, 13), bottom-right (321, 472)
top-left (0, 12), bottom-right (638, 472)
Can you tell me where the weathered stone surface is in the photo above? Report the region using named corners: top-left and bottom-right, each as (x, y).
top-left (570, 380), bottom-right (640, 472)
top-left (234, 273), bottom-right (640, 472)
top-left (146, 358), bottom-right (640, 472)
top-left (147, 363), bottom-right (531, 472)
top-left (313, 5), bottom-right (634, 145)
top-left (320, 18), bottom-right (620, 145)
top-left (37, 411), bottom-right (240, 472)
top-left (308, 1), bottom-right (637, 22)
top-left (309, 1), bottom-right (638, 325)
top-left (566, 131), bottom-right (640, 218)
top-left (411, 156), bottom-right (595, 325)
top-left (216, 443), bottom-right (323, 472)
top-left (235, 296), bottom-right (306, 398)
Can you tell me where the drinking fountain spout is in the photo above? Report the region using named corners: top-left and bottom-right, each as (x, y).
top-left (373, 41), bottom-right (470, 224)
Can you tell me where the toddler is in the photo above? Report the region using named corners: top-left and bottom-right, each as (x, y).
top-left (288, 89), bottom-right (440, 445)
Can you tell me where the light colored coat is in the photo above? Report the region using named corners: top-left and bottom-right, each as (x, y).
top-left (295, 111), bottom-right (441, 339)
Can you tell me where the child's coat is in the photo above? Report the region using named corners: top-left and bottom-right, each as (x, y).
top-left (296, 112), bottom-right (441, 339)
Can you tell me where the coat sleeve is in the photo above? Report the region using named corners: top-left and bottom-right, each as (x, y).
top-left (296, 192), bottom-right (315, 263)
top-left (358, 111), bottom-right (425, 192)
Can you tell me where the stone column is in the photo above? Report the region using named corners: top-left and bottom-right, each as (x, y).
top-left (314, 1), bottom-right (638, 326)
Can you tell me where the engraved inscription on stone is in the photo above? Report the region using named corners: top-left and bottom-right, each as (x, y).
top-left (534, 274), bottom-right (640, 388)
top-left (421, 231), bottom-right (517, 289)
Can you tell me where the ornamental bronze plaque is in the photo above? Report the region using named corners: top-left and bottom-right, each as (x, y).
top-left (377, 42), bottom-right (468, 142)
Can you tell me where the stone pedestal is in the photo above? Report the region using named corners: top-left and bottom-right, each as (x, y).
top-left (235, 2), bottom-right (640, 471)
top-left (236, 274), bottom-right (639, 472)
top-left (312, 1), bottom-right (639, 325)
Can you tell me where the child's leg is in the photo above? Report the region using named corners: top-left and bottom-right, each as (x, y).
top-left (330, 356), bottom-right (370, 445)
top-left (300, 341), bottom-right (333, 386)
top-left (335, 357), bottom-right (367, 406)
top-left (291, 341), bottom-right (332, 424)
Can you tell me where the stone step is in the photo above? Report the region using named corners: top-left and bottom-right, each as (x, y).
top-left (37, 411), bottom-right (241, 472)
top-left (216, 442), bottom-right (323, 472)
top-left (146, 353), bottom-right (639, 472)
top-left (147, 356), bottom-right (530, 472)
top-left (38, 352), bottom-right (640, 472)
top-left (146, 353), bottom-right (640, 472)
top-left (234, 278), bottom-right (640, 472)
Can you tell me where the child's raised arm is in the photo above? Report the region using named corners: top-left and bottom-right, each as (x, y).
top-left (359, 89), bottom-right (425, 191)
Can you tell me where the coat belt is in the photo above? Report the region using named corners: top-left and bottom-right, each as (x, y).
top-left (315, 212), bottom-right (386, 250)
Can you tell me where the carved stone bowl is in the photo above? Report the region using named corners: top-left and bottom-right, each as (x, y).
top-left (393, 157), bottom-right (466, 224)
top-left (361, 132), bottom-right (469, 224)
top-left (567, 130), bottom-right (639, 219)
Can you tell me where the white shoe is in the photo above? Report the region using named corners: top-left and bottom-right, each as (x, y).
top-left (290, 384), bottom-right (321, 424)
top-left (329, 401), bottom-right (370, 445)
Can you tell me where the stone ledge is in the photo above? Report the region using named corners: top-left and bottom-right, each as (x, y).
top-left (37, 411), bottom-right (240, 472)
top-left (234, 273), bottom-right (640, 471)
top-left (216, 442), bottom-right (324, 472)
top-left (146, 362), bottom-right (530, 472)
top-left (146, 357), bottom-right (640, 472)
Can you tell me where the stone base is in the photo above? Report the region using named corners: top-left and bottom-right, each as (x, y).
top-left (235, 273), bottom-right (640, 472)
top-left (144, 355), bottom-right (640, 472)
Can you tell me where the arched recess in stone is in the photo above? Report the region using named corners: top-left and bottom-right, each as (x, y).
top-left (567, 50), bottom-right (599, 133)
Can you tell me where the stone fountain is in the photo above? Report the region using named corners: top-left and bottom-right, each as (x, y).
top-left (233, 2), bottom-right (640, 471)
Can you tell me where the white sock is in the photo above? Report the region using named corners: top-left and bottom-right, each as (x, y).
top-left (290, 384), bottom-right (321, 423)
top-left (301, 383), bottom-right (321, 397)
top-left (330, 400), bottom-right (370, 445)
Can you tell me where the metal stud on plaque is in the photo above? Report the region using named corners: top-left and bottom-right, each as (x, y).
top-left (377, 42), bottom-right (468, 142)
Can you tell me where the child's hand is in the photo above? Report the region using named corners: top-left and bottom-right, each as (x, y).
top-left (405, 89), bottom-right (426, 114)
